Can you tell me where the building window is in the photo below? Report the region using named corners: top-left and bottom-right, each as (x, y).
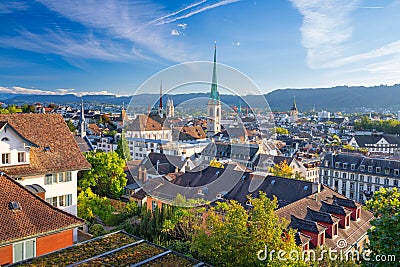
top-left (66, 172), bottom-right (72, 182)
top-left (359, 184), bottom-right (364, 190)
top-left (59, 195), bottom-right (66, 207)
top-left (343, 173), bottom-right (347, 179)
top-left (375, 177), bottom-right (380, 184)
top-left (360, 165), bottom-right (365, 171)
top-left (66, 194), bottom-right (72, 206)
top-left (343, 163), bottom-right (348, 169)
top-left (368, 166), bottom-right (373, 172)
top-left (335, 162), bottom-right (340, 168)
top-left (334, 171), bottom-right (339, 178)
top-left (350, 174), bottom-right (355, 180)
top-left (375, 185), bottom-right (380, 191)
top-left (13, 239), bottom-right (36, 263)
top-left (18, 152), bottom-right (26, 163)
top-left (376, 167), bottom-right (381, 173)
top-left (351, 164), bottom-right (355, 170)
top-left (44, 174), bottom-right (53, 185)
top-left (1, 153), bottom-right (10, 164)
top-left (367, 185), bottom-right (372, 192)
top-left (367, 176), bottom-right (372, 183)
top-left (394, 180), bottom-right (398, 187)
top-left (360, 175), bottom-right (364, 182)
top-left (384, 179), bottom-right (389, 185)
top-left (58, 172), bottom-right (65, 182)
top-left (395, 169), bottom-right (399, 176)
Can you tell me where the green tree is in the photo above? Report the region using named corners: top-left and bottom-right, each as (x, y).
top-left (190, 193), bottom-right (305, 267)
top-left (115, 134), bottom-right (131, 161)
top-left (67, 120), bottom-right (76, 132)
top-left (21, 104), bottom-right (36, 113)
top-left (269, 160), bottom-right (294, 178)
top-left (77, 187), bottom-right (114, 222)
top-left (80, 151), bottom-right (127, 198)
top-left (274, 127), bottom-right (289, 135)
top-left (364, 187), bottom-right (400, 266)
top-left (6, 104), bottom-right (22, 113)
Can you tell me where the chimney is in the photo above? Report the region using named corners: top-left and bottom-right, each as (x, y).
top-left (312, 182), bottom-right (321, 194)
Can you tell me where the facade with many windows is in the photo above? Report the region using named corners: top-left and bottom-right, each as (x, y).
top-left (0, 114), bottom-right (91, 240)
top-left (320, 152), bottom-right (400, 203)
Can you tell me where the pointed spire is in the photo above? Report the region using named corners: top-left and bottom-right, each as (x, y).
top-left (291, 96), bottom-right (298, 111)
top-left (80, 98), bottom-right (85, 123)
top-left (159, 81), bottom-right (163, 109)
top-left (210, 41), bottom-right (219, 101)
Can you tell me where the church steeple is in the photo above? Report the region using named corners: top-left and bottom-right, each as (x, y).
top-left (79, 98), bottom-right (86, 137)
top-left (210, 42), bottom-right (219, 102)
top-left (207, 42), bottom-right (221, 138)
top-left (291, 96), bottom-right (298, 111)
top-left (159, 81), bottom-right (163, 109)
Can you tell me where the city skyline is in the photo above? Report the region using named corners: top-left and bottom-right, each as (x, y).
top-left (1, 0), bottom-right (400, 96)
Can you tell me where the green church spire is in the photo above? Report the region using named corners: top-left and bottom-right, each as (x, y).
top-left (210, 42), bottom-right (220, 102)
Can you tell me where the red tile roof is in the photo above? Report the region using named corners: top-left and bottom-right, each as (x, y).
top-left (0, 173), bottom-right (84, 245)
top-left (0, 114), bottom-right (91, 176)
top-left (276, 186), bottom-right (374, 249)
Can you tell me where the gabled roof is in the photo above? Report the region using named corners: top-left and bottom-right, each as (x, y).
top-left (0, 121), bottom-right (38, 148)
top-left (290, 215), bottom-right (326, 233)
top-left (320, 201), bottom-right (352, 216)
top-left (0, 173), bottom-right (84, 245)
top-left (173, 125), bottom-right (206, 141)
top-left (352, 134), bottom-right (400, 147)
top-left (305, 207), bottom-right (340, 224)
top-left (0, 114), bottom-right (91, 176)
top-left (125, 114), bottom-right (169, 132)
top-left (276, 186), bottom-right (374, 249)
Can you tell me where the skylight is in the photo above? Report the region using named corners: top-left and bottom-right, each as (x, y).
top-left (9, 201), bottom-right (22, 211)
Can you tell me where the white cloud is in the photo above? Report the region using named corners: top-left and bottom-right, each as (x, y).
top-left (232, 41), bottom-right (240, 46)
top-left (0, 1), bottom-right (30, 14)
top-left (171, 29), bottom-right (181, 36)
top-left (0, 86), bottom-right (117, 96)
top-left (156, 0), bottom-right (240, 25)
top-left (177, 23), bottom-right (188, 30)
top-left (290, 0), bottom-right (360, 68)
top-left (2, 0), bottom-right (240, 64)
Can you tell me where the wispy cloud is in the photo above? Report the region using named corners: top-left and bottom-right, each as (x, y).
top-left (0, 86), bottom-right (119, 96)
top-left (2, 0), bottom-right (240, 64)
top-left (290, 0), bottom-right (360, 68)
top-left (0, 1), bottom-right (29, 14)
top-left (155, 0), bottom-right (240, 25)
top-left (232, 41), bottom-right (240, 46)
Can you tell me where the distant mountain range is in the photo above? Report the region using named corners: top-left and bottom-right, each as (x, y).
top-left (3, 84), bottom-right (400, 112)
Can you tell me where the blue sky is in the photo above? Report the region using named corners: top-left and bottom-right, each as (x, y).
top-left (1, 0), bottom-right (400, 96)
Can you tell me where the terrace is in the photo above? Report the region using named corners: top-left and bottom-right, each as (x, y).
top-left (13, 231), bottom-right (208, 267)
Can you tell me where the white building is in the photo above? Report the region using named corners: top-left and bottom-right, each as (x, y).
top-left (0, 114), bottom-right (91, 239)
top-left (320, 152), bottom-right (400, 203)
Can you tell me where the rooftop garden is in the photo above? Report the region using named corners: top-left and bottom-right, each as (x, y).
top-left (14, 231), bottom-right (206, 267)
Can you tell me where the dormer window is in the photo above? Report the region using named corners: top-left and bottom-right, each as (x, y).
top-left (1, 153), bottom-right (10, 164)
top-left (197, 189), bottom-right (204, 195)
top-left (368, 166), bottom-right (373, 172)
top-left (343, 163), bottom-right (348, 169)
top-left (395, 169), bottom-right (399, 176)
top-left (360, 165), bottom-right (365, 171)
top-left (376, 167), bottom-right (381, 173)
top-left (335, 162), bottom-right (340, 168)
top-left (351, 164), bottom-right (355, 170)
